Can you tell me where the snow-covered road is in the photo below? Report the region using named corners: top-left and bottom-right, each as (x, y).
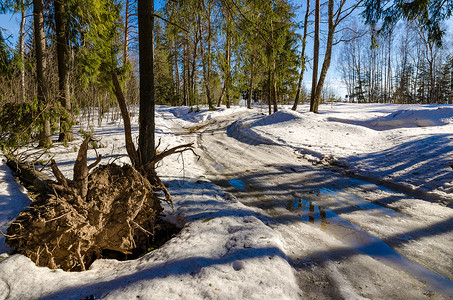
top-left (180, 109), bottom-right (453, 298)
top-left (1, 103), bottom-right (452, 299)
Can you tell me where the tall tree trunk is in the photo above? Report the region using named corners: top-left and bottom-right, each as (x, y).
top-left (190, 17), bottom-right (200, 108)
top-left (268, 69), bottom-right (272, 115)
top-left (55, 0), bottom-right (73, 143)
top-left (173, 40), bottom-right (181, 102)
top-left (205, 3), bottom-right (214, 110)
top-left (310, 0), bottom-right (320, 112)
top-left (19, 1), bottom-right (25, 103)
top-left (201, 34), bottom-right (214, 110)
top-left (312, 0), bottom-right (334, 113)
top-left (225, 9), bottom-right (231, 108)
top-left (183, 40), bottom-right (188, 106)
top-left (33, 0), bottom-right (52, 148)
top-left (292, 0), bottom-right (310, 111)
top-left (217, 86), bottom-right (225, 107)
top-left (272, 58), bottom-right (278, 113)
top-left (247, 58), bottom-right (254, 109)
top-left (124, 0), bottom-right (130, 65)
top-left (138, 0), bottom-right (155, 165)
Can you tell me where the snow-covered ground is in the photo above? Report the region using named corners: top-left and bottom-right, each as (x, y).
top-left (0, 103), bottom-right (452, 299)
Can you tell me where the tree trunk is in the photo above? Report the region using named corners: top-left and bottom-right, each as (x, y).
top-left (248, 59), bottom-right (254, 109)
top-left (124, 0), bottom-right (130, 65)
top-left (217, 86), bottom-right (225, 107)
top-left (310, 0), bottom-right (320, 112)
top-left (173, 40), bottom-right (181, 102)
top-left (190, 17), bottom-right (200, 108)
top-left (312, 0), bottom-right (334, 113)
top-left (268, 69), bottom-right (272, 115)
top-left (6, 158), bottom-right (54, 196)
top-left (225, 9), bottom-right (231, 108)
top-left (183, 40), bottom-right (188, 106)
top-left (138, 0), bottom-right (155, 165)
top-left (55, 0), bottom-right (73, 143)
top-left (204, 4), bottom-right (214, 110)
top-left (33, 0), bottom-right (52, 148)
top-left (292, 0), bottom-right (310, 111)
top-left (272, 58), bottom-right (278, 113)
top-left (19, 1), bottom-right (26, 103)
top-left (201, 36), bottom-right (214, 110)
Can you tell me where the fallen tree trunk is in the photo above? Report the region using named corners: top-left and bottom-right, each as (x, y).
top-left (6, 158), bottom-right (54, 196)
top-left (5, 138), bottom-right (163, 271)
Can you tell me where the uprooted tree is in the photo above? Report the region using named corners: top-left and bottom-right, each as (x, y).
top-left (4, 0), bottom-right (194, 271)
top-left (5, 118), bottom-right (193, 272)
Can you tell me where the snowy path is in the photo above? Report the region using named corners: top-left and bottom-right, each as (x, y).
top-left (0, 104), bottom-right (452, 299)
top-left (178, 110), bottom-right (453, 299)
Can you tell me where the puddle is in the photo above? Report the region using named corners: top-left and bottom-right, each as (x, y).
top-left (286, 193), bottom-right (453, 297)
top-left (229, 178), bottom-right (246, 190)
top-left (318, 187), bottom-right (406, 218)
top-left (286, 198), bottom-right (330, 231)
top-left (214, 163), bottom-right (225, 172)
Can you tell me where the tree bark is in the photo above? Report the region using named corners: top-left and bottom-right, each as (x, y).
top-left (173, 40), bottom-right (181, 102)
top-left (310, 0), bottom-right (320, 112)
top-left (312, 0), bottom-right (334, 113)
top-left (123, 0), bottom-right (130, 65)
top-left (19, 0), bottom-right (25, 103)
top-left (138, 0), bottom-right (155, 165)
top-left (6, 158), bottom-right (54, 195)
top-left (292, 0), bottom-right (310, 111)
top-left (112, 70), bottom-right (140, 167)
top-left (225, 9), bottom-right (232, 108)
top-left (55, 0), bottom-right (73, 143)
top-left (33, 0), bottom-right (52, 148)
top-left (248, 59), bottom-right (254, 109)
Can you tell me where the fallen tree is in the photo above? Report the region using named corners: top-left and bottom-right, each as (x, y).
top-left (4, 71), bottom-right (195, 272)
top-left (5, 137), bottom-right (164, 271)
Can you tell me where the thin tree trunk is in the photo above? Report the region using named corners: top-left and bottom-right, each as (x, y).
top-left (247, 59), bottom-right (254, 109)
top-left (217, 86), bottom-right (225, 107)
top-left (173, 40), bottom-right (181, 102)
top-left (205, 3), bottom-right (214, 110)
top-left (268, 69), bottom-right (272, 115)
top-left (55, 0), bottom-right (73, 143)
top-left (124, 0), bottom-right (130, 65)
top-left (313, 0), bottom-right (334, 113)
top-left (310, 0), bottom-right (320, 112)
top-left (19, 2), bottom-right (25, 103)
top-left (201, 35), bottom-right (214, 110)
top-left (225, 9), bottom-right (231, 108)
top-left (183, 40), bottom-right (188, 106)
top-left (272, 58), bottom-right (278, 113)
top-left (33, 0), bottom-right (52, 148)
top-left (190, 17), bottom-right (200, 108)
top-left (292, 0), bottom-right (310, 111)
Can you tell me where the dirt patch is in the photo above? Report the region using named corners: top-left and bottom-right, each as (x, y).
top-left (6, 163), bottom-right (177, 271)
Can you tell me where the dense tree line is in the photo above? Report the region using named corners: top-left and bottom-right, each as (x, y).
top-left (0, 0), bottom-right (451, 151)
top-left (339, 20), bottom-right (453, 104)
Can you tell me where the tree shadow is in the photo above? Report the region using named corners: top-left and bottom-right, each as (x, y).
top-left (0, 161), bottom-right (31, 253)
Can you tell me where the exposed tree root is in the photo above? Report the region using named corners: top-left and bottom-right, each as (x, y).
top-left (5, 162), bottom-right (163, 271)
top-left (4, 136), bottom-right (168, 271)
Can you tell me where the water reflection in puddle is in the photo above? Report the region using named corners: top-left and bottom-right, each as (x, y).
top-left (286, 198), bottom-right (329, 231)
top-left (286, 190), bottom-right (453, 297)
top-left (229, 178), bottom-right (246, 190)
top-left (214, 163), bottom-right (225, 172)
top-left (318, 187), bottom-right (404, 218)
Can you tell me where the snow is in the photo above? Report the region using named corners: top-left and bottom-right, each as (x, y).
top-left (0, 103), bottom-right (452, 299)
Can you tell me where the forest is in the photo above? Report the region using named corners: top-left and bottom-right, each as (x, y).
top-left (1, 0), bottom-right (452, 152)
